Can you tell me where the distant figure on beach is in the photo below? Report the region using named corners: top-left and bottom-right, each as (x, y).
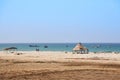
top-left (36, 48), bottom-right (39, 52)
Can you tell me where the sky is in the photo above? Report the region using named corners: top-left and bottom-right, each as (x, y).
top-left (0, 0), bottom-right (120, 43)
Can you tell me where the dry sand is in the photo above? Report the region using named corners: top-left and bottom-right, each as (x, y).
top-left (0, 51), bottom-right (120, 80)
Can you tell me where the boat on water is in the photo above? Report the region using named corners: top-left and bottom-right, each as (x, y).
top-left (29, 45), bottom-right (39, 47)
top-left (66, 45), bottom-right (69, 47)
top-left (44, 45), bottom-right (48, 48)
top-left (93, 44), bottom-right (101, 48)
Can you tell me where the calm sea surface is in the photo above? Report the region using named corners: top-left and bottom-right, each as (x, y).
top-left (0, 43), bottom-right (120, 53)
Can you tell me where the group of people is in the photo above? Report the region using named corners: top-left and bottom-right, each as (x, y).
top-left (36, 48), bottom-right (39, 51)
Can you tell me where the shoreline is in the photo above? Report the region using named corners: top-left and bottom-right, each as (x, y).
top-left (1, 51), bottom-right (120, 62)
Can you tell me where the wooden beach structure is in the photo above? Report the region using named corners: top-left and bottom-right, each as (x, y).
top-left (73, 43), bottom-right (89, 54)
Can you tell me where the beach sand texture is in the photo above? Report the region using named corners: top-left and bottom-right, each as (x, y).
top-left (0, 51), bottom-right (120, 80)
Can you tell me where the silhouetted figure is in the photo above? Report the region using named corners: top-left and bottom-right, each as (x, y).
top-left (36, 48), bottom-right (39, 52)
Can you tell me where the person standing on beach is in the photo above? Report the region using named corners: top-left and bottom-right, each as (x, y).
top-left (36, 48), bottom-right (39, 52)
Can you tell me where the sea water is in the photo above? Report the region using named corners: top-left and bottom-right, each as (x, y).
top-left (0, 43), bottom-right (120, 53)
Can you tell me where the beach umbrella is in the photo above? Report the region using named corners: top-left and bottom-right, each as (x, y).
top-left (73, 43), bottom-right (85, 51)
top-left (9, 47), bottom-right (17, 49)
top-left (4, 47), bottom-right (17, 50)
top-left (4, 47), bottom-right (17, 53)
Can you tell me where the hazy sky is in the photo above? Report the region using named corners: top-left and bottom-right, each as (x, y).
top-left (0, 0), bottom-right (120, 43)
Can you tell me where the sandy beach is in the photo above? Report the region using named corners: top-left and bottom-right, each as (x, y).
top-left (1, 0), bottom-right (120, 79)
top-left (0, 51), bottom-right (120, 80)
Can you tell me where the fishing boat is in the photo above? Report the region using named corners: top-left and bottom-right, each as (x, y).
top-left (44, 45), bottom-right (48, 48)
top-left (29, 45), bottom-right (39, 47)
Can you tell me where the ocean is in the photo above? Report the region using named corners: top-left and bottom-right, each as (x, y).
top-left (0, 43), bottom-right (120, 53)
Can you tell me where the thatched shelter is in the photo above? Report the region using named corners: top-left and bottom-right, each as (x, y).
top-left (73, 43), bottom-right (89, 54)
top-left (4, 47), bottom-right (17, 53)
